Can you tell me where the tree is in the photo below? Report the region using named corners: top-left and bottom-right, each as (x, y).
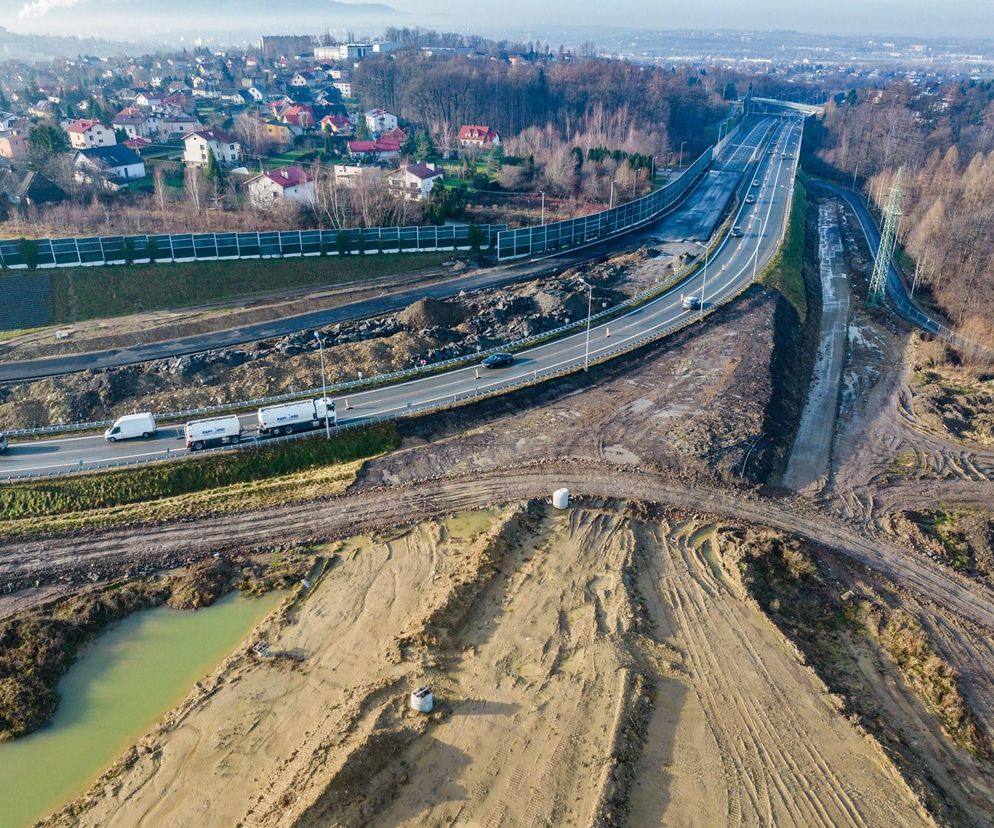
top-left (355, 116), bottom-right (370, 141)
top-left (27, 124), bottom-right (69, 170)
top-left (401, 131), bottom-right (419, 159)
top-left (115, 128), bottom-right (129, 145)
top-left (722, 81), bottom-right (738, 101)
top-left (416, 130), bottom-right (436, 160)
top-left (204, 149), bottom-right (226, 192)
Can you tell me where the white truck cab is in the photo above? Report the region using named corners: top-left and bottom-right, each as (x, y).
top-left (105, 412), bottom-right (157, 442)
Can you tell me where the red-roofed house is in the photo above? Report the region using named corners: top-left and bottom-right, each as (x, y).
top-left (320, 114), bottom-right (353, 135)
top-left (183, 129), bottom-right (241, 168)
top-left (457, 125), bottom-right (500, 150)
top-left (388, 162), bottom-right (443, 201)
top-left (347, 139), bottom-right (401, 161)
top-left (281, 104), bottom-right (316, 129)
top-left (382, 126), bottom-right (407, 144)
top-left (65, 119), bottom-right (116, 149)
top-left (246, 165), bottom-right (315, 207)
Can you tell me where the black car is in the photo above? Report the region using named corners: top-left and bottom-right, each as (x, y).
top-left (0, 432), bottom-right (7, 453)
top-left (482, 352), bottom-right (514, 369)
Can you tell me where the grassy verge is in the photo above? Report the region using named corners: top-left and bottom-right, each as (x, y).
top-left (0, 553), bottom-right (307, 741)
top-left (49, 252), bottom-right (454, 324)
top-left (758, 170), bottom-right (809, 321)
top-left (0, 424), bottom-right (398, 536)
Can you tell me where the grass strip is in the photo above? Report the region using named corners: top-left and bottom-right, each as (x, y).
top-left (47, 252), bottom-right (453, 323)
top-left (0, 424), bottom-right (398, 527)
top-left (758, 170), bottom-right (809, 321)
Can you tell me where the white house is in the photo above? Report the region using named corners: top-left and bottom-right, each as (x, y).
top-left (183, 129), bottom-right (241, 168)
top-left (332, 80), bottom-right (353, 98)
top-left (159, 114), bottom-right (201, 140)
top-left (65, 119), bottom-right (116, 149)
top-left (113, 107), bottom-right (158, 139)
top-left (364, 108), bottom-right (398, 135)
top-left (246, 165), bottom-right (315, 207)
top-left (388, 162), bottom-right (443, 201)
top-left (74, 145), bottom-right (146, 185)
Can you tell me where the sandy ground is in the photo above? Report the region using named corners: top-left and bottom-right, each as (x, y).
top-left (46, 504), bottom-right (931, 828)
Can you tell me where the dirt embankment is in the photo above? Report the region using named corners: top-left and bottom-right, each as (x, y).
top-left (45, 505), bottom-right (932, 828)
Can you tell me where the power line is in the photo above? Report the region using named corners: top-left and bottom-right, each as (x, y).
top-left (868, 166), bottom-right (903, 306)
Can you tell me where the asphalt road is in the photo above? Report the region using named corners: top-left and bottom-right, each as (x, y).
top-left (0, 116), bottom-right (803, 479)
top-left (0, 128), bottom-right (752, 385)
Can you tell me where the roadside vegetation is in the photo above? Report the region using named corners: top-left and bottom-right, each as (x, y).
top-left (0, 424), bottom-right (398, 536)
top-left (48, 253), bottom-right (453, 323)
top-left (0, 552), bottom-right (307, 741)
top-left (758, 171), bottom-right (809, 320)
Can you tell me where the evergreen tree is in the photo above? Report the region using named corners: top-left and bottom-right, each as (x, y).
top-left (401, 131), bottom-right (418, 159)
top-left (27, 124), bottom-right (69, 169)
top-left (204, 148), bottom-right (226, 190)
top-left (416, 130), bottom-right (436, 159)
top-left (355, 117), bottom-right (370, 140)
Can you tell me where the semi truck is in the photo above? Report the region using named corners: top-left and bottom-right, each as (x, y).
top-left (104, 412), bottom-right (157, 442)
top-left (257, 397), bottom-right (336, 437)
top-left (184, 414), bottom-right (243, 451)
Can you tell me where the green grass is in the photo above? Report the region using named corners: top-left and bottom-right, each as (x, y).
top-left (0, 325), bottom-right (51, 342)
top-left (0, 424), bottom-right (398, 521)
top-left (758, 171), bottom-right (809, 321)
top-left (50, 251), bottom-right (453, 323)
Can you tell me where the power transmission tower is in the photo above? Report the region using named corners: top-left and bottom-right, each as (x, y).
top-left (868, 167), bottom-right (903, 306)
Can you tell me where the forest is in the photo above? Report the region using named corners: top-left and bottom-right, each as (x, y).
top-left (810, 80), bottom-right (994, 351)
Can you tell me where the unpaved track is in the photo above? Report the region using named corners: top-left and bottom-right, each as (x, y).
top-left (7, 462), bottom-right (994, 634)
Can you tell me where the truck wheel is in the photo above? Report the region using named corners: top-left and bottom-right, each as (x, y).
top-left (193, 441), bottom-right (204, 451)
top-left (141, 432), bottom-right (151, 439)
top-left (108, 437), bottom-right (117, 443)
top-left (231, 435), bottom-right (240, 444)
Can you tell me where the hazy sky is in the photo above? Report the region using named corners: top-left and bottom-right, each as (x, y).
top-left (2, 0), bottom-right (993, 42)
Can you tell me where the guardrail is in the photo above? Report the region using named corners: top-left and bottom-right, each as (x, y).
top-left (0, 224), bottom-right (506, 270)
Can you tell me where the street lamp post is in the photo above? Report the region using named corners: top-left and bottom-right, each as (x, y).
top-left (695, 241), bottom-right (709, 320)
top-left (540, 190), bottom-right (545, 225)
top-left (579, 279), bottom-right (593, 370)
top-left (679, 141), bottom-right (687, 168)
top-left (609, 179), bottom-right (617, 210)
top-left (315, 332), bottom-right (331, 439)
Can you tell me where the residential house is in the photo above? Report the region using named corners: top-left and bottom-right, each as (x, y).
top-left (347, 139), bottom-right (400, 162)
top-left (0, 131), bottom-right (29, 162)
top-left (333, 163), bottom-right (376, 189)
top-left (281, 104), bottom-right (315, 129)
top-left (291, 71), bottom-right (318, 87)
top-left (162, 91), bottom-right (196, 113)
top-left (331, 80), bottom-right (353, 97)
top-left (0, 169), bottom-right (66, 206)
top-left (113, 107), bottom-right (158, 139)
top-left (263, 121), bottom-right (295, 148)
top-left (457, 125), bottom-right (501, 150)
top-left (247, 86), bottom-right (266, 102)
top-left (382, 126), bottom-right (407, 144)
top-left (388, 162), bottom-right (443, 201)
top-left (364, 108), bottom-right (398, 135)
top-left (183, 129), bottom-right (241, 168)
top-left (65, 119), bottom-right (117, 149)
top-left (246, 165), bottom-right (315, 207)
top-left (159, 114), bottom-right (201, 141)
top-left (320, 114), bottom-right (352, 135)
top-left (74, 144), bottom-right (147, 185)
top-left (134, 91), bottom-right (164, 109)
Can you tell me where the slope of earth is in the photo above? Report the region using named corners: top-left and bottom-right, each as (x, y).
top-left (45, 504), bottom-right (930, 828)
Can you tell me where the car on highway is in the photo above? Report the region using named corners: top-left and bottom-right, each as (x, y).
top-left (681, 295), bottom-right (702, 310)
top-left (481, 352), bottom-right (514, 369)
top-left (752, 180), bottom-right (760, 187)
top-left (0, 431), bottom-right (7, 453)
top-left (745, 195), bottom-right (755, 204)
top-left (731, 227), bottom-right (743, 237)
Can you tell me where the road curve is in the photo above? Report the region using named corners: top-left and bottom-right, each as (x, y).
top-left (1, 117), bottom-right (801, 479)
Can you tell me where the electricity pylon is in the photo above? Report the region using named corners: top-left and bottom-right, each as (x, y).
top-left (868, 167), bottom-right (903, 306)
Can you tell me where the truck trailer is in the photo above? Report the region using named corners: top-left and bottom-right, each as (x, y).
top-left (257, 397), bottom-right (336, 437)
top-left (184, 414), bottom-right (243, 451)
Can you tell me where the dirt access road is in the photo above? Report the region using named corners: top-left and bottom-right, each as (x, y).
top-left (47, 505), bottom-right (929, 828)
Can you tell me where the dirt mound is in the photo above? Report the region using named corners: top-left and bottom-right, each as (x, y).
top-left (398, 297), bottom-right (467, 331)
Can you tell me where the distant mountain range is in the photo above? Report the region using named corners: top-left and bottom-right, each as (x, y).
top-left (0, 25), bottom-right (132, 60)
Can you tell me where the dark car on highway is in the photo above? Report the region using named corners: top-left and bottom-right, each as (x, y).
top-left (482, 352), bottom-right (515, 369)
top-left (0, 432), bottom-right (7, 453)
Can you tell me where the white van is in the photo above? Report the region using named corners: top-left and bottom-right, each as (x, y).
top-left (104, 412), bottom-right (157, 442)
top-left (185, 414), bottom-right (243, 451)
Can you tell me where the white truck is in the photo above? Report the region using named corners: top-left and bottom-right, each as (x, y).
top-left (257, 397), bottom-right (336, 437)
top-left (104, 412), bottom-right (157, 442)
top-left (184, 414), bottom-right (243, 451)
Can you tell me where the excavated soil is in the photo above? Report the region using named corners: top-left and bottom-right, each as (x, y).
top-left (44, 505), bottom-right (932, 828)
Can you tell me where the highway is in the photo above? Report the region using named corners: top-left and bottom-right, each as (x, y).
top-left (1, 116), bottom-right (803, 479)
